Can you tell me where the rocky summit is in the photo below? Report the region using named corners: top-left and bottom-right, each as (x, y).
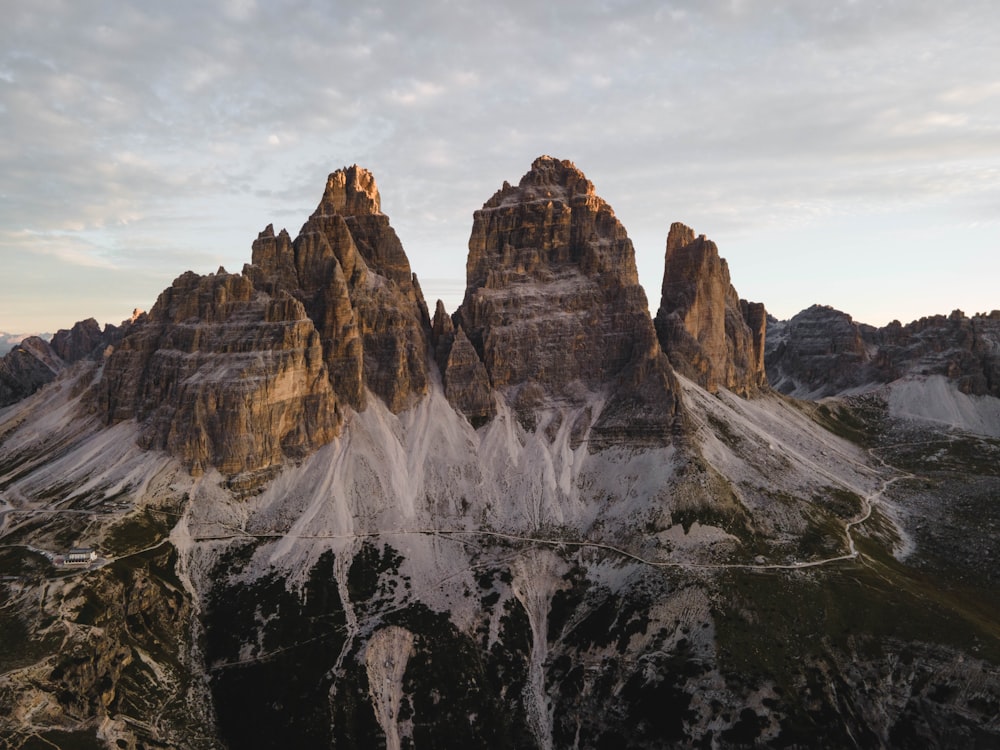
top-left (246, 164), bottom-right (431, 414)
top-left (449, 156), bottom-right (679, 444)
top-left (99, 165), bottom-right (433, 489)
top-left (2, 158), bottom-right (1000, 750)
top-left (0, 315), bottom-right (137, 407)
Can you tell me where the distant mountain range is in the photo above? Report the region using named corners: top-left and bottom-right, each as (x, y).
top-left (0, 331), bottom-right (49, 356)
top-left (1, 157), bottom-right (998, 749)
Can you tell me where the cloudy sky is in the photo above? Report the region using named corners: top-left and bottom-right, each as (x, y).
top-left (2, 0), bottom-right (998, 334)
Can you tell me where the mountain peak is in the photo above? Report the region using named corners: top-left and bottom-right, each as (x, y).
top-left (655, 222), bottom-right (767, 396)
top-left (312, 164), bottom-right (382, 218)
top-left (450, 157), bottom-right (678, 441)
top-left (482, 155), bottom-right (600, 212)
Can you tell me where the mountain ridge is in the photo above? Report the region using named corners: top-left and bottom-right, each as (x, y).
top-left (1, 158), bottom-right (999, 749)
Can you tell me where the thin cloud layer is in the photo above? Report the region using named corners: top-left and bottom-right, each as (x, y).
top-left (2, 0), bottom-right (998, 331)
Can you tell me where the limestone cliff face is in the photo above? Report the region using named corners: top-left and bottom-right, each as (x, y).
top-left (654, 222), bottom-right (767, 397)
top-left (100, 270), bottom-right (341, 486)
top-left (883, 310), bottom-right (1000, 397)
top-left (430, 300), bottom-right (493, 423)
top-left (767, 306), bottom-right (1000, 398)
top-left (247, 165), bottom-right (430, 413)
top-left (99, 166), bottom-right (431, 485)
top-left (765, 305), bottom-right (884, 397)
top-left (0, 336), bottom-right (63, 406)
top-left (450, 156), bottom-right (679, 444)
top-left (50, 319), bottom-right (103, 362)
top-left (248, 223), bottom-right (364, 408)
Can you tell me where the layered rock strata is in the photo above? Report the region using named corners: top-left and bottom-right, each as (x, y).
top-left (766, 306), bottom-right (1000, 398)
top-left (246, 165), bottom-right (431, 413)
top-left (765, 305), bottom-right (885, 397)
top-left (654, 223), bottom-right (767, 397)
top-left (99, 270), bottom-right (341, 484)
top-left (448, 155), bottom-right (679, 444)
top-left (99, 166), bottom-right (432, 484)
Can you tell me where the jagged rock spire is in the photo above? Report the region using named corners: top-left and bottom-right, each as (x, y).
top-left (312, 164), bottom-right (382, 218)
top-left (101, 165), bottom-right (432, 488)
top-left (655, 222), bottom-right (767, 397)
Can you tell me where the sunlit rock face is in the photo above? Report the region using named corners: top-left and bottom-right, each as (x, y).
top-left (655, 222), bottom-right (767, 397)
top-left (99, 269), bottom-right (342, 486)
top-left (97, 166), bottom-right (434, 487)
top-left (448, 155), bottom-right (679, 444)
top-left (247, 165), bottom-right (432, 413)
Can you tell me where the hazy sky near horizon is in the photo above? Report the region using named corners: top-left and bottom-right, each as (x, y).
top-left (2, 0), bottom-right (999, 333)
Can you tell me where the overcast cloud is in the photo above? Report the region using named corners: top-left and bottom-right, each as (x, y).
top-left (2, 0), bottom-right (999, 332)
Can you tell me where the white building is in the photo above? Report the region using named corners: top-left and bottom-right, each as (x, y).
top-left (65, 548), bottom-right (97, 565)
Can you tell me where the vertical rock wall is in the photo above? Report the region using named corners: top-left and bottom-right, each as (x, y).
top-left (445, 156), bottom-right (679, 444)
top-left (655, 222), bottom-right (767, 396)
top-left (100, 166), bottom-right (432, 486)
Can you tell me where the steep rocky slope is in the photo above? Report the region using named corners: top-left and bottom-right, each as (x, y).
top-left (2, 159), bottom-right (999, 749)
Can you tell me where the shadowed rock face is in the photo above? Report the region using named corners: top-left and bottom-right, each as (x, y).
top-left (431, 300), bottom-right (493, 424)
top-left (100, 271), bottom-right (341, 486)
top-left (767, 305), bottom-right (1000, 398)
top-left (0, 316), bottom-right (138, 407)
top-left (449, 155), bottom-right (679, 444)
top-left (765, 305), bottom-right (882, 397)
top-left (655, 222), bottom-right (767, 397)
top-left (248, 165), bottom-right (431, 413)
top-left (50, 319), bottom-right (104, 362)
top-left (0, 336), bottom-right (62, 406)
top-left (99, 166), bottom-right (432, 486)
